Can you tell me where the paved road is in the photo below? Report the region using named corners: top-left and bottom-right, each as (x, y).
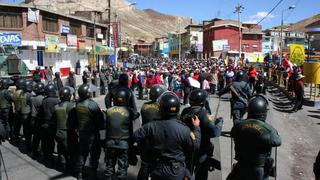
top-left (1, 86), bottom-right (319, 180)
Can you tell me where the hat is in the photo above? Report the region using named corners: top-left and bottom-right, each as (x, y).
top-left (295, 74), bottom-right (305, 80)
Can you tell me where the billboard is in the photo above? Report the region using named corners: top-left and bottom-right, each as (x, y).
top-left (290, 44), bottom-right (305, 66)
top-left (212, 39), bottom-right (228, 51)
top-left (45, 34), bottom-right (59, 52)
top-left (67, 34), bottom-right (77, 47)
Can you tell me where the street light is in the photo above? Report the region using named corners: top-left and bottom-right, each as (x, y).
top-left (280, 5), bottom-right (295, 65)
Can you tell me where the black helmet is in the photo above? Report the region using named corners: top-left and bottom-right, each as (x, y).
top-left (247, 95), bottom-right (269, 121)
top-left (189, 89), bottom-right (208, 106)
top-left (55, 72), bottom-right (60, 78)
top-left (23, 80), bottom-right (34, 92)
top-left (78, 84), bottom-right (91, 100)
top-left (118, 73), bottom-right (129, 86)
top-left (235, 70), bottom-right (245, 81)
top-left (16, 79), bottom-right (26, 90)
top-left (34, 82), bottom-right (45, 95)
top-left (2, 79), bottom-right (13, 89)
top-left (45, 84), bottom-right (58, 97)
top-left (149, 85), bottom-right (166, 102)
top-left (114, 88), bottom-right (131, 106)
top-left (255, 83), bottom-right (264, 94)
top-left (159, 92), bottom-right (180, 118)
top-left (59, 87), bottom-right (72, 101)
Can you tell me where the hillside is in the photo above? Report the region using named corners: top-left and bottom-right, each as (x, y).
top-left (272, 13), bottom-right (320, 32)
top-left (25, 0), bottom-right (192, 43)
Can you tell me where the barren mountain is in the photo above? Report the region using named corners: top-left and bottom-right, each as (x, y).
top-left (272, 13), bottom-right (320, 32)
top-left (25, 0), bottom-right (192, 43)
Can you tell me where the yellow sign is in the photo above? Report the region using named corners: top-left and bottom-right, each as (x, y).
top-left (303, 62), bottom-right (320, 84)
top-left (290, 44), bottom-right (305, 66)
top-left (45, 34), bottom-right (59, 53)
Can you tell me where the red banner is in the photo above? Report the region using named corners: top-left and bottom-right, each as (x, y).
top-left (112, 23), bottom-right (119, 48)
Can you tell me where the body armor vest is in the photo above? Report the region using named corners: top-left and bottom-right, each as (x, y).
top-left (0, 89), bottom-right (11, 109)
top-left (20, 92), bottom-right (31, 115)
top-left (106, 106), bottom-right (131, 139)
top-left (12, 89), bottom-right (22, 112)
top-left (55, 102), bottom-right (69, 130)
top-left (76, 99), bottom-right (94, 131)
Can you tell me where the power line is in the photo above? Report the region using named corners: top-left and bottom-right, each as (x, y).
top-left (256, 0), bottom-right (284, 25)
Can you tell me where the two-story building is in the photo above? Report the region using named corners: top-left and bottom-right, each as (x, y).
top-left (0, 2), bottom-right (111, 76)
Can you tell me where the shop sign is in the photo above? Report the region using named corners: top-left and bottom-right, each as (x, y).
top-left (0, 32), bottom-right (22, 46)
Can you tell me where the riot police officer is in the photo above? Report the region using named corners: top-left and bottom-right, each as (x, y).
top-left (12, 78), bottom-right (25, 140)
top-left (33, 66), bottom-right (42, 83)
top-left (218, 70), bottom-right (251, 125)
top-left (41, 84), bottom-right (60, 167)
top-left (67, 84), bottom-right (104, 180)
top-left (99, 67), bottom-right (108, 95)
top-left (20, 80), bottom-right (34, 152)
top-left (104, 88), bottom-right (139, 180)
top-left (181, 89), bottom-right (223, 180)
top-left (53, 72), bottom-right (63, 91)
top-left (105, 73), bottom-right (137, 112)
top-left (0, 79), bottom-right (13, 139)
top-left (67, 71), bottom-right (76, 99)
top-left (51, 87), bottom-right (75, 172)
top-left (227, 95), bottom-right (282, 180)
top-left (30, 82), bottom-right (45, 157)
top-left (133, 92), bottom-right (201, 180)
top-left (138, 84), bottom-right (165, 180)
top-left (253, 74), bottom-right (266, 95)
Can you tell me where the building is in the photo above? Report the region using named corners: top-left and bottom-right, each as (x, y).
top-left (168, 32), bottom-right (180, 58)
top-left (153, 37), bottom-right (169, 58)
top-left (264, 28), bottom-right (306, 54)
top-left (181, 24), bottom-right (203, 59)
top-left (0, 2), bottom-right (111, 77)
top-left (262, 35), bottom-right (276, 54)
top-left (202, 18), bottom-right (263, 59)
top-left (134, 39), bottom-right (152, 57)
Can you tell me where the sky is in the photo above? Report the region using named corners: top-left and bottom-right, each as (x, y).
top-left (131, 0), bottom-right (320, 29)
top-left (1, 0), bottom-right (319, 29)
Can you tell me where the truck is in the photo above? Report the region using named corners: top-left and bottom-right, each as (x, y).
top-left (0, 45), bottom-right (30, 80)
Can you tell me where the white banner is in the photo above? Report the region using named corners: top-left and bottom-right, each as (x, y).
top-left (28, 8), bottom-right (39, 23)
top-left (67, 34), bottom-right (77, 47)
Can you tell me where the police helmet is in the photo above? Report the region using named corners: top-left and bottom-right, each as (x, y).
top-left (55, 72), bottom-right (60, 78)
top-left (16, 79), bottom-right (26, 90)
top-left (78, 84), bottom-right (91, 100)
top-left (114, 88), bottom-right (131, 106)
top-left (189, 89), bottom-right (208, 106)
top-left (247, 95), bottom-right (269, 121)
top-left (59, 87), bottom-right (72, 101)
top-left (158, 92), bottom-right (180, 118)
top-left (23, 80), bottom-right (34, 92)
top-left (45, 84), bottom-right (58, 97)
top-left (235, 70), bottom-right (245, 81)
top-left (118, 73), bottom-right (129, 86)
top-left (34, 82), bottom-right (45, 95)
top-left (2, 79), bottom-right (13, 89)
top-left (149, 85), bottom-right (166, 102)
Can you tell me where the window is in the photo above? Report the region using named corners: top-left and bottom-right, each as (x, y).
top-left (86, 25), bottom-right (94, 38)
top-left (0, 12), bottom-right (22, 28)
top-left (43, 16), bottom-right (58, 32)
top-left (70, 22), bottom-right (82, 36)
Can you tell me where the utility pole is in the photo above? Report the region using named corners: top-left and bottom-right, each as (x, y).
top-left (234, 4), bottom-right (244, 58)
top-left (178, 17), bottom-right (182, 62)
top-left (108, 0), bottom-right (111, 46)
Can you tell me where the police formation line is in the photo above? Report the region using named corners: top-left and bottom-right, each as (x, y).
top-left (0, 70), bottom-right (310, 180)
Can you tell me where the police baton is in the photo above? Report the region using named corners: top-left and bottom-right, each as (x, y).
top-left (274, 147), bottom-right (278, 180)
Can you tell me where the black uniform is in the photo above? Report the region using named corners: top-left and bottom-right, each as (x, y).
top-left (100, 71), bottom-right (108, 95)
top-left (133, 119), bottom-right (201, 180)
top-left (51, 100), bottom-right (75, 170)
top-left (67, 98), bottom-right (104, 177)
top-left (0, 88), bottom-right (13, 138)
top-left (227, 119), bottom-right (281, 180)
top-left (181, 106), bottom-right (223, 179)
top-left (30, 93), bottom-right (45, 156)
top-left (41, 96), bottom-right (60, 164)
top-left (140, 101), bottom-right (160, 125)
top-left (54, 77), bottom-right (64, 92)
top-left (219, 80), bottom-right (251, 125)
top-left (104, 106), bottom-right (138, 179)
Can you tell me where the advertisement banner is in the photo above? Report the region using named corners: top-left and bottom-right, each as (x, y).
top-left (212, 39), bottom-right (228, 51)
top-left (45, 34), bottom-right (59, 52)
top-left (0, 33), bottom-right (22, 46)
top-left (112, 23), bottom-right (119, 48)
top-left (67, 34), bottom-right (77, 47)
top-left (77, 39), bottom-right (86, 49)
top-left (28, 8), bottom-right (39, 23)
top-left (290, 44), bottom-right (305, 66)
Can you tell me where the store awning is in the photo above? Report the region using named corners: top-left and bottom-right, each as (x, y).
top-left (95, 45), bottom-right (114, 55)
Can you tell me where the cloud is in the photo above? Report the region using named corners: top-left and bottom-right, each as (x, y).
top-left (244, 11), bottom-right (276, 24)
